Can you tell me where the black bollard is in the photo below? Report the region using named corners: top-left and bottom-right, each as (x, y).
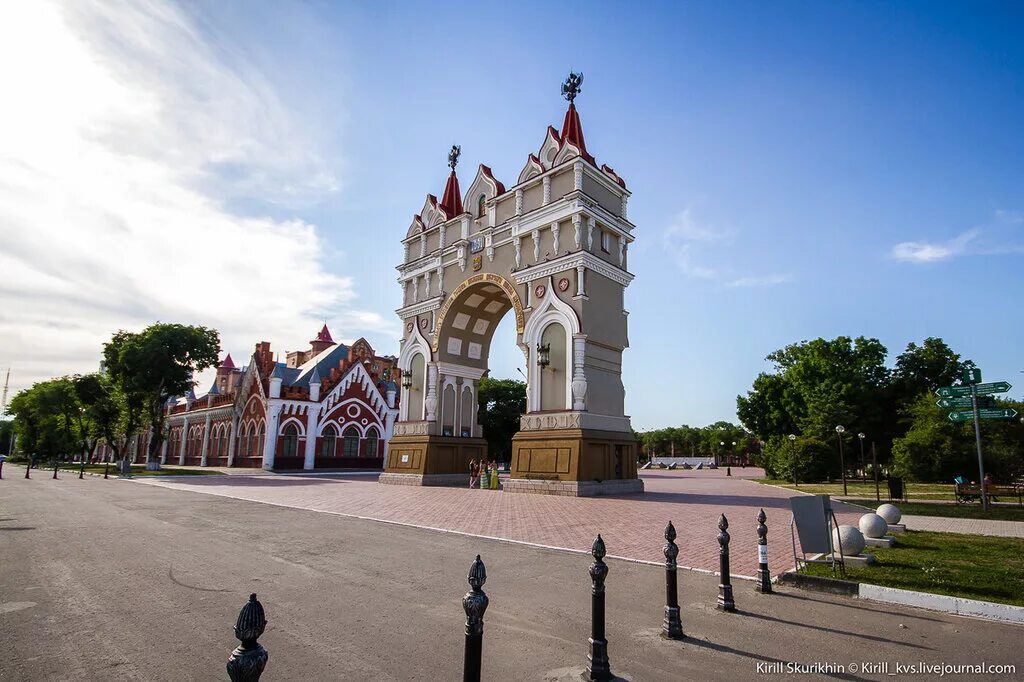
top-left (586, 534), bottom-right (613, 681)
top-left (103, 461), bottom-right (109, 479)
top-left (662, 521), bottom-right (684, 639)
top-left (726, 466), bottom-right (731, 476)
top-left (716, 514), bottom-right (735, 612)
top-left (0, 460), bottom-right (4, 479)
top-left (25, 458), bottom-right (31, 479)
top-left (53, 459), bottom-right (59, 479)
top-left (226, 593), bottom-right (268, 681)
top-left (462, 554), bottom-right (488, 682)
top-left (755, 509), bottom-right (772, 594)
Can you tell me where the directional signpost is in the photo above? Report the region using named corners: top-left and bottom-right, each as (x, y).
top-left (936, 369), bottom-right (1014, 512)
top-left (948, 408), bottom-right (1018, 422)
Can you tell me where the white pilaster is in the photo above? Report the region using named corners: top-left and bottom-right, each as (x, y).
top-left (227, 413), bottom-right (238, 467)
top-left (200, 413), bottom-right (211, 466)
top-left (575, 265), bottom-right (586, 297)
top-left (551, 221), bottom-right (560, 255)
top-left (532, 229), bottom-right (540, 262)
top-left (515, 189), bottom-right (524, 216)
top-left (263, 402), bottom-right (282, 470)
top-left (573, 214), bottom-right (582, 250)
top-left (571, 334), bottom-right (588, 411)
top-left (178, 416), bottom-right (188, 465)
top-left (587, 216), bottom-right (595, 250)
top-left (303, 409), bottom-right (318, 470)
top-left (542, 176), bottom-right (551, 205)
top-left (574, 161), bottom-right (583, 191)
top-left (424, 363), bottom-right (438, 422)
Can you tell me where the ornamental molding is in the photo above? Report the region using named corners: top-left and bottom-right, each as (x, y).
top-left (432, 272), bottom-right (526, 352)
top-left (436, 362), bottom-right (487, 381)
top-left (519, 411), bottom-right (632, 433)
top-left (512, 251), bottom-right (634, 289)
top-left (394, 421), bottom-right (430, 437)
top-left (396, 296), bottom-right (443, 319)
top-left (397, 255), bottom-right (442, 280)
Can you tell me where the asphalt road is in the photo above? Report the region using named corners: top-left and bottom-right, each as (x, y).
top-left (1, 471), bottom-right (1021, 681)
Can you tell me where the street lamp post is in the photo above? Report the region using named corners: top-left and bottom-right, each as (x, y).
top-left (718, 441), bottom-right (724, 468)
top-left (788, 434), bottom-right (797, 487)
top-left (835, 425), bottom-right (847, 496)
top-left (857, 433), bottom-right (866, 484)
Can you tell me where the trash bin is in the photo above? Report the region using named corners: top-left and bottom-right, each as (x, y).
top-left (887, 476), bottom-right (904, 502)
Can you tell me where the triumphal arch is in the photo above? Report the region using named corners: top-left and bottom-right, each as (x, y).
top-left (380, 74), bottom-right (643, 496)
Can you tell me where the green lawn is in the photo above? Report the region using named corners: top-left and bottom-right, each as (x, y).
top-left (759, 478), bottom-right (954, 500)
top-left (841, 498), bottom-right (1024, 522)
top-left (802, 530), bottom-right (1024, 606)
top-left (54, 463), bottom-right (223, 477)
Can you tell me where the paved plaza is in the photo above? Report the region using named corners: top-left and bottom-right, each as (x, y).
top-left (2, 474), bottom-right (1021, 681)
top-left (129, 467), bottom-right (864, 577)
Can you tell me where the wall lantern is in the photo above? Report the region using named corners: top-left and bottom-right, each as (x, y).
top-left (401, 372), bottom-right (413, 391)
top-left (536, 343), bottom-right (551, 369)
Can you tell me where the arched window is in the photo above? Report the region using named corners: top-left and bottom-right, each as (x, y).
top-left (240, 423), bottom-right (250, 457)
top-left (342, 426), bottom-right (360, 458)
top-left (256, 423), bottom-right (265, 459)
top-left (282, 423), bottom-right (298, 457)
top-left (364, 427), bottom-right (379, 459)
top-left (540, 321), bottom-right (568, 411)
top-left (477, 194), bottom-right (486, 218)
top-left (320, 424), bottom-right (337, 457)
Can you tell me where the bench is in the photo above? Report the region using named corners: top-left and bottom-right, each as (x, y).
top-left (954, 481), bottom-right (1023, 506)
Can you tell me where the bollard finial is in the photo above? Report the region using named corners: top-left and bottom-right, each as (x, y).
top-left (591, 534), bottom-right (606, 561)
top-left (718, 514), bottom-right (729, 532)
top-left (227, 593), bottom-right (268, 681)
top-left (468, 554), bottom-right (487, 591)
top-left (757, 508), bottom-right (766, 525)
top-left (664, 521), bottom-right (676, 543)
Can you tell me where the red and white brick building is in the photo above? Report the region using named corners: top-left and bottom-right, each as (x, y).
top-left (156, 326), bottom-right (399, 470)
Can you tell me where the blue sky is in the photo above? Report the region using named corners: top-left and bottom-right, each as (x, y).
top-left (2, 1), bottom-right (1022, 429)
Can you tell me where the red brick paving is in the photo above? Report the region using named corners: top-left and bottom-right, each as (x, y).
top-left (136, 468), bottom-right (864, 577)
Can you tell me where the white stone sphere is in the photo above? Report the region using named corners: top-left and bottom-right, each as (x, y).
top-left (832, 525), bottom-right (866, 556)
top-left (877, 503), bottom-right (902, 524)
top-left (859, 513), bottom-right (888, 539)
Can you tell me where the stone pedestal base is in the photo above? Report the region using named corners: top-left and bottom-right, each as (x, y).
top-left (380, 434), bottom-right (486, 486)
top-left (502, 477), bottom-right (644, 497)
top-left (864, 536), bottom-right (895, 548)
top-left (507, 427), bottom-right (644, 497)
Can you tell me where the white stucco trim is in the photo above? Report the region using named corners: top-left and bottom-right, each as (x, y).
top-left (523, 277), bottom-right (580, 412)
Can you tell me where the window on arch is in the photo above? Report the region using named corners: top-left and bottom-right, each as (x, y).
top-left (342, 426), bottom-right (360, 458)
top-left (282, 423), bottom-right (299, 457)
top-left (364, 428), bottom-right (379, 459)
top-left (320, 424), bottom-right (337, 457)
top-left (477, 194), bottom-right (487, 219)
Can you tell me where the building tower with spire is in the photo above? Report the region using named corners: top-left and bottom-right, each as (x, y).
top-left (385, 74), bottom-right (641, 496)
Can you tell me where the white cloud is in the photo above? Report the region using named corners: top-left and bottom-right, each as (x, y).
top-left (0, 1), bottom-right (391, 398)
top-left (662, 208), bottom-right (792, 287)
top-left (886, 224), bottom-right (1024, 264)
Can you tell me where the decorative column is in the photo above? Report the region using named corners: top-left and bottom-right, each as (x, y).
top-left (542, 176), bottom-right (551, 205)
top-left (424, 363), bottom-right (438, 423)
top-left (178, 416), bottom-right (188, 465)
top-left (424, 270), bottom-right (432, 298)
top-left (621, 194), bottom-right (628, 219)
top-left (514, 238), bottom-right (522, 268)
top-left (587, 216), bottom-right (595, 250)
top-left (515, 189), bottom-right (523, 216)
top-left (263, 403), bottom-right (282, 471)
top-left (574, 161), bottom-right (583, 191)
top-left (419, 233), bottom-right (426, 257)
top-left (575, 265), bottom-right (586, 297)
top-left (303, 409), bottom-right (319, 471)
top-left (551, 221), bottom-right (560, 255)
top-left (227, 413), bottom-right (238, 467)
top-left (200, 413), bottom-right (211, 466)
top-left (618, 236), bottom-right (625, 267)
top-left (571, 334), bottom-right (588, 411)
top-left (532, 229), bottom-right (540, 262)
top-left (573, 214), bottom-right (582, 250)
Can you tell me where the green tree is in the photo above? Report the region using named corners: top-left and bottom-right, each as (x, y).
top-left (103, 323), bottom-right (220, 470)
top-left (8, 379), bottom-right (79, 465)
top-left (477, 378), bottom-right (526, 462)
top-left (0, 419), bottom-right (13, 456)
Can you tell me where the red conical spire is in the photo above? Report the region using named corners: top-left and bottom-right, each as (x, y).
top-left (439, 170), bottom-right (463, 217)
top-left (313, 324), bottom-right (334, 344)
top-left (560, 102), bottom-right (594, 163)
top-left (219, 354), bottom-right (236, 370)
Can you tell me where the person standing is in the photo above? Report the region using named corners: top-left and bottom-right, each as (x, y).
top-left (469, 459), bottom-right (479, 489)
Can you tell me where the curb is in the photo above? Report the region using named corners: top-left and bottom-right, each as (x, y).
top-left (779, 571), bottom-right (1024, 625)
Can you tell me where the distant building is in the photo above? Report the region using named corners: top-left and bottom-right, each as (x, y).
top-left (100, 326), bottom-right (400, 470)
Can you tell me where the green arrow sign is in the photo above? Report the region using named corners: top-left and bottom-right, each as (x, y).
top-left (936, 396), bottom-right (994, 409)
top-left (936, 381), bottom-right (1012, 398)
top-left (974, 381), bottom-right (1012, 395)
top-left (948, 408), bottom-right (1019, 422)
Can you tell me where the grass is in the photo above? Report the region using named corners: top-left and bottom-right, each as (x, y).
top-left (759, 478), bottom-right (954, 500)
top-left (802, 530), bottom-right (1024, 606)
top-left (842, 498), bottom-right (1024, 522)
top-left (53, 463), bottom-right (223, 477)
